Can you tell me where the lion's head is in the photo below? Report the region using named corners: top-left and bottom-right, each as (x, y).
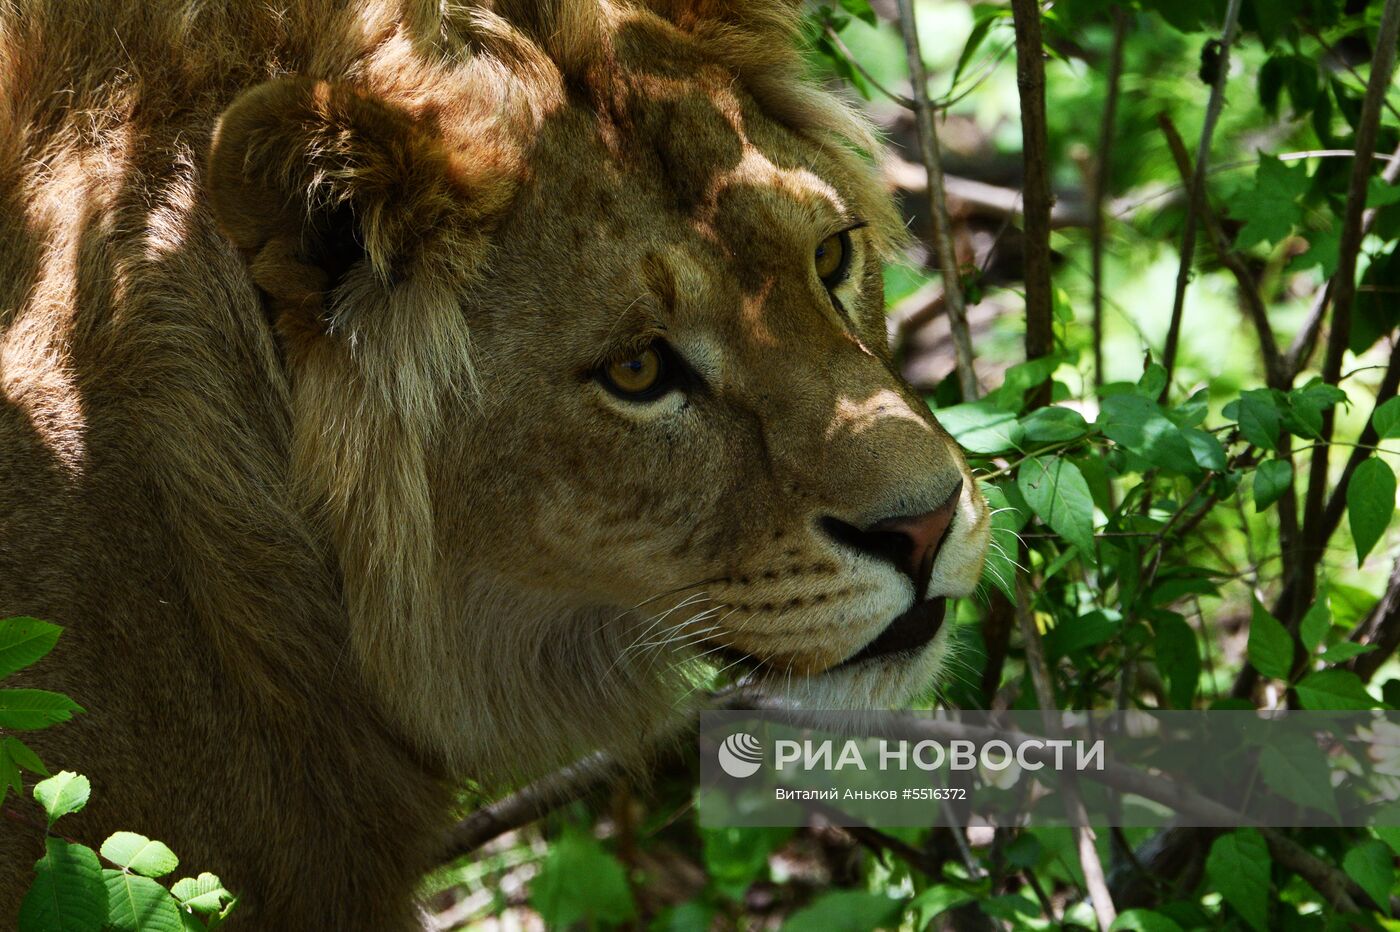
top-left (206, 0), bottom-right (989, 777)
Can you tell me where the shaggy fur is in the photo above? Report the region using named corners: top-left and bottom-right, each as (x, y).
top-left (0, 0), bottom-right (989, 926)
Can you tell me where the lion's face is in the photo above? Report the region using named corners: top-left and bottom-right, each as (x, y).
top-left (443, 74), bottom-right (989, 708)
top-left (206, 1), bottom-right (989, 772)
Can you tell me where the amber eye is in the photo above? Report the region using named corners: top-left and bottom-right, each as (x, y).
top-left (601, 346), bottom-right (666, 399)
top-left (814, 230), bottom-right (852, 288)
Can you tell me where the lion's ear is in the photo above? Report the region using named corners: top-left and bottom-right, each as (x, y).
top-left (207, 78), bottom-right (480, 318)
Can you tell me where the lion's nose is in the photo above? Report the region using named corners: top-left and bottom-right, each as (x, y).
top-left (819, 479), bottom-right (962, 599)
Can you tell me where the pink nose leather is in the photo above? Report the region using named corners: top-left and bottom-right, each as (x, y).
top-left (868, 482), bottom-right (961, 596)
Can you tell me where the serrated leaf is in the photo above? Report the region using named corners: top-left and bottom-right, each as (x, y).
top-left (782, 890), bottom-right (904, 932)
top-left (1247, 600), bottom-right (1293, 681)
top-left (530, 827), bottom-right (636, 927)
top-left (1155, 613), bottom-right (1200, 709)
top-left (18, 837), bottom-right (107, 932)
top-left (1259, 731), bottom-right (1338, 818)
top-left (5, 736), bottom-right (48, 775)
top-left (1099, 394), bottom-right (1200, 475)
top-left (1253, 459), bottom-right (1293, 511)
top-left (1347, 457), bottom-right (1396, 565)
top-left (1373, 396), bottom-right (1400, 439)
top-left (933, 400), bottom-right (1018, 454)
top-left (1017, 456), bottom-right (1096, 556)
top-left (0, 688), bottom-right (84, 730)
top-left (1342, 840), bottom-right (1393, 915)
top-left (1018, 405), bottom-right (1088, 442)
top-left (1205, 829), bottom-right (1271, 932)
top-left (1299, 594), bottom-right (1330, 653)
top-left (1235, 389), bottom-right (1282, 451)
top-left (103, 870), bottom-right (183, 932)
top-left (170, 874), bottom-right (233, 916)
top-left (0, 617), bottom-right (62, 679)
top-left (1233, 154), bottom-right (1309, 248)
top-left (34, 771), bottom-right (90, 826)
top-left (101, 833), bottom-right (179, 879)
top-left (1111, 910), bottom-right (1185, 932)
top-left (1318, 641), bottom-right (1373, 663)
top-left (1182, 428), bottom-right (1227, 471)
top-left (1294, 669), bottom-right (1375, 709)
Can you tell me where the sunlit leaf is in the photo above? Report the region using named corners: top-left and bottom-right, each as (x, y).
top-left (1205, 829), bottom-right (1270, 932)
top-left (1017, 456), bottom-right (1096, 556)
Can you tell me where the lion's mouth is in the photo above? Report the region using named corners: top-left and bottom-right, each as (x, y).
top-left (712, 598), bottom-right (949, 677)
top-left (834, 598), bottom-right (947, 668)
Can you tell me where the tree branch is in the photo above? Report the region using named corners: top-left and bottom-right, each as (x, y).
top-left (1010, 0), bottom-right (1055, 408)
top-left (895, 0), bottom-right (979, 400)
top-left (1159, 0), bottom-right (1245, 400)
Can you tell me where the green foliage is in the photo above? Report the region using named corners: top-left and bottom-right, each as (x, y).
top-left (0, 618), bottom-right (236, 930)
top-left (529, 825), bottom-right (636, 927)
top-left (1205, 830), bottom-right (1272, 932)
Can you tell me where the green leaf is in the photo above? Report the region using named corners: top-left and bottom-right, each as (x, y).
top-left (948, 9), bottom-right (1001, 92)
top-left (1183, 428), bottom-right (1227, 471)
top-left (170, 874), bottom-right (234, 916)
top-left (0, 688), bottom-right (84, 730)
top-left (1253, 459), bottom-right (1293, 512)
top-left (933, 400), bottom-right (1018, 455)
top-left (18, 838), bottom-right (106, 932)
top-left (908, 886), bottom-right (975, 928)
top-left (530, 827), bottom-right (636, 926)
top-left (1259, 730), bottom-right (1338, 817)
top-left (1347, 457), bottom-right (1396, 565)
top-left (1205, 829), bottom-right (1271, 932)
top-left (1111, 909), bottom-right (1185, 932)
top-left (781, 890), bottom-right (903, 932)
top-left (1018, 405), bottom-right (1089, 443)
top-left (1299, 594), bottom-right (1330, 653)
top-left (1017, 456), bottom-right (1096, 556)
top-left (1099, 394), bottom-right (1200, 475)
top-left (1373, 396), bottom-right (1400, 439)
top-left (100, 834), bottom-right (180, 879)
top-left (0, 617), bottom-right (62, 679)
top-left (1319, 641), bottom-right (1373, 663)
top-left (1233, 154), bottom-right (1309, 248)
top-left (34, 771), bottom-right (90, 826)
top-left (835, 0), bottom-right (877, 27)
top-left (103, 870), bottom-right (183, 932)
top-left (1342, 840), bottom-right (1393, 915)
top-left (1045, 611), bottom-right (1117, 658)
top-left (4, 736), bottom-right (48, 775)
top-left (1247, 601), bottom-right (1293, 681)
top-left (1235, 389), bottom-right (1282, 452)
top-left (1294, 669), bottom-right (1375, 709)
top-left (1155, 613), bottom-right (1201, 709)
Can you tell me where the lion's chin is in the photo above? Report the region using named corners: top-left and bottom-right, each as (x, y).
top-left (728, 599), bottom-right (955, 710)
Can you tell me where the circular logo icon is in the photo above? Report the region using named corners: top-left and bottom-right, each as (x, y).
top-left (717, 732), bottom-right (763, 778)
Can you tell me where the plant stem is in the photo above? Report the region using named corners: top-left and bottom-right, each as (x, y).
top-left (895, 0), bottom-right (979, 400)
top-left (1159, 0), bottom-right (1245, 400)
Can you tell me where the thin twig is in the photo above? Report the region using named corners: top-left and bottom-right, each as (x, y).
top-left (895, 0), bottom-right (979, 400)
top-left (1156, 113), bottom-right (1287, 389)
top-left (822, 24), bottom-right (915, 109)
top-left (1090, 9), bottom-right (1128, 388)
top-left (1159, 0), bottom-right (1245, 400)
top-left (1348, 557), bottom-right (1400, 682)
top-left (1015, 571), bottom-right (1118, 931)
top-left (1010, 0), bottom-right (1055, 409)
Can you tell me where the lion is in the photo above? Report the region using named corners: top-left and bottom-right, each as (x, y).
top-left (0, 0), bottom-right (990, 926)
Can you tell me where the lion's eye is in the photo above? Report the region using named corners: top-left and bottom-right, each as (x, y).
top-left (601, 346), bottom-right (666, 400)
top-left (814, 230), bottom-right (852, 288)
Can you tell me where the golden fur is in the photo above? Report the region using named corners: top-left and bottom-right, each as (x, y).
top-left (0, 0), bottom-right (989, 926)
